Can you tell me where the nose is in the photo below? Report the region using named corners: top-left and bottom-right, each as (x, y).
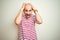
top-left (27, 11), bottom-right (30, 14)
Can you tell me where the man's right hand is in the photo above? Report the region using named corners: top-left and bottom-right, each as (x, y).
top-left (21, 3), bottom-right (26, 11)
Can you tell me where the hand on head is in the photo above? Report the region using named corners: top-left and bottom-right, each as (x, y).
top-left (23, 3), bottom-right (37, 11)
top-left (21, 2), bottom-right (38, 15)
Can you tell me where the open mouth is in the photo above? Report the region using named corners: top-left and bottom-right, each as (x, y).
top-left (25, 14), bottom-right (31, 19)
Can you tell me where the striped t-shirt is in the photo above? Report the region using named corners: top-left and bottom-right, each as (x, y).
top-left (18, 14), bottom-right (37, 40)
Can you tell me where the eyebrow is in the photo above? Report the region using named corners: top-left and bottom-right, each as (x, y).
top-left (24, 8), bottom-right (33, 11)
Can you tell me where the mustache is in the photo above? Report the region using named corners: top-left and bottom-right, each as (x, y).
top-left (25, 14), bottom-right (31, 16)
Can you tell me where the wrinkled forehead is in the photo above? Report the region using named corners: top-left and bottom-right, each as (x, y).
top-left (25, 3), bottom-right (32, 6)
top-left (24, 3), bottom-right (33, 10)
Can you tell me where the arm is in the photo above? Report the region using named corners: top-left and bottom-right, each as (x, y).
top-left (14, 3), bottom-right (25, 25)
top-left (14, 9), bottom-right (23, 25)
top-left (33, 9), bottom-right (43, 24)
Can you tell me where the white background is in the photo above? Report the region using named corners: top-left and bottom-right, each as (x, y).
top-left (0, 0), bottom-right (60, 40)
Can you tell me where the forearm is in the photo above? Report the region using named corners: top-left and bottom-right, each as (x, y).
top-left (15, 9), bottom-right (23, 25)
top-left (35, 11), bottom-right (43, 24)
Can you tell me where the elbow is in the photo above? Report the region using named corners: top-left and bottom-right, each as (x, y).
top-left (39, 19), bottom-right (43, 24)
top-left (40, 22), bottom-right (43, 24)
top-left (38, 20), bottom-right (43, 24)
top-left (15, 21), bottom-right (19, 25)
top-left (36, 20), bottom-right (43, 24)
top-left (38, 21), bottom-right (43, 24)
top-left (14, 20), bottom-right (20, 25)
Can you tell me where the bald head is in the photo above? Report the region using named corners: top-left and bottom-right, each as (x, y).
top-left (23, 3), bottom-right (33, 18)
top-left (24, 3), bottom-right (33, 11)
top-left (25, 3), bottom-right (32, 6)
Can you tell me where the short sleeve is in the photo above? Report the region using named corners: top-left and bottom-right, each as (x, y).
top-left (33, 15), bottom-right (36, 23)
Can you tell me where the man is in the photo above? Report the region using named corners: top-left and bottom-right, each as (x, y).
top-left (15, 3), bottom-right (42, 40)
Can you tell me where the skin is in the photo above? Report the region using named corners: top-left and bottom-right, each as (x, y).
top-left (23, 3), bottom-right (33, 18)
top-left (15, 3), bottom-right (43, 25)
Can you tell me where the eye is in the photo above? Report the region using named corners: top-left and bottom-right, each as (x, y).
top-left (25, 10), bottom-right (28, 12)
top-left (29, 10), bottom-right (32, 11)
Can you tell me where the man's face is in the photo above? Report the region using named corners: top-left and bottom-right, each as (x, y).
top-left (23, 4), bottom-right (33, 17)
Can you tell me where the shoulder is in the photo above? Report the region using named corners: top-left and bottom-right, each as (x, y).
top-left (31, 14), bottom-right (36, 21)
top-left (32, 14), bottom-right (36, 19)
top-left (31, 14), bottom-right (35, 17)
